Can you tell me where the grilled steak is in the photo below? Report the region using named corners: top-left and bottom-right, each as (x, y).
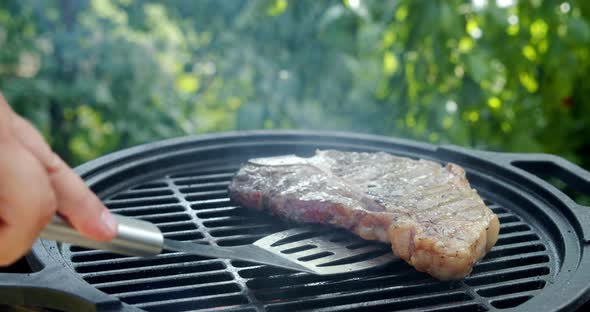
top-left (228, 150), bottom-right (500, 280)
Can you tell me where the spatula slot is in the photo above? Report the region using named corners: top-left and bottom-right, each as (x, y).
top-left (298, 251), bottom-right (334, 262)
top-left (281, 244), bottom-right (317, 254)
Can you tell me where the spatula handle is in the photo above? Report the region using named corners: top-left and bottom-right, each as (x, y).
top-left (40, 214), bottom-right (164, 257)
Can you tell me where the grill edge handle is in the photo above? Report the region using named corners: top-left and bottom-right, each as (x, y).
top-left (40, 214), bottom-right (164, 257)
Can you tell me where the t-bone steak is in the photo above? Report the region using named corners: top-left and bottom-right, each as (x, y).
top-left (228, 150), bottom-right (500, 280)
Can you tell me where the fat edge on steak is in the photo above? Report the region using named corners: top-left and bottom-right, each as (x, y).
top-left (228, 150), bottom-right (500, 280)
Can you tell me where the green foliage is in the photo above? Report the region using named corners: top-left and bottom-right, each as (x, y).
top-left (1, 0), bottom-right (589, 169)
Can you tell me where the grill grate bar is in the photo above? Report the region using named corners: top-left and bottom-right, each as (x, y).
top-left (498, 220), bottom-right (527, 228)
top-left (475, 279), bottom-right (546, 297)
top-left (110, 205), bottom-right (185, 217)
top-left (69, 248), bottom-right (132, 257)
top-left (412, 301), bottom-right (486, 312)
top-left (170, 172), bottom-right (236, 182)
top-left (110, 189), bottom-right (174, 200)
top-left (477, 251), bottom-right (548, 266)
top-left (251, 278), bottom-right (449, 302)
top-left (73, 251), bottom-right (212, 269)
top-left (180, 189), bottom-right (228, 198)
top-left (473, 255), bottom-right (549, 275)
top-left (109, 204), bottom-right (185, 213)
top-left (136, 212), bottom-right (192, 223)
top-left (160, 228), bottom-right (202, 236)
top-left (82, 261), bottom-right (226, 283)
top-left (263, 290), bottom-right (472, 312)
top-left (485, 241), bottom-right (546, 257)
top-left (93, 271), bottom-right (234, 293)
top-left (134, 293), bottom-right (249, 311)
top-left (468, 262), bottom-right (551, 279)
top-left (243, 268), bottom-right (421, 287)
top-left (113, 187), bottom-right (172, 194)
top-left (303, 300), bottom-right (482, 312)
top-left (489, 293), bottom-right (535, 309)
top-left (168, 166), bottom-right (240, 178)
top-left (497, 229), bottom-right (537, 239)
top-left (495, 231), bottom-right (540, 246)
top-left (202, 216), bottom-right (257, 227)
top-left (105, 196), bottom-right (180, 207)
top-left (197, 306), bottom-right (257, 312)
top-left (494, 212), bottom-right (514, 218)
top-left (193, 206), bottom-right (243, 215)
top-left (172, 180), bottom-right (232, 188)
top-left (114, 281), bottom-right (239, 299)
top-left (178, 184), bottom-right (232, 193)
top-left (196, 207), bottom-right (244, 218)
top-left (116, 282), bottom-right (242, 304)
top-left (190, 198), bottom-right (232, 205)
top-left (465, 265), bottom-right (550, 286)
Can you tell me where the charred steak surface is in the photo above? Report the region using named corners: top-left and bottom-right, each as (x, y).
top-left (228, 150), bottom-right (500, 280)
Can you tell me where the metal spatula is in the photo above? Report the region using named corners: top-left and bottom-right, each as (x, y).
top-left (40, 214), bottom-right (396, 275)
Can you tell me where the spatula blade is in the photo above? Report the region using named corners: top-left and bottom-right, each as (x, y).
top-left (162, 239), bottom-right (317, 274)
top-left (253, 226), bottom-right (398, 275)
top-left (164, 225), bottom-right (397, 276)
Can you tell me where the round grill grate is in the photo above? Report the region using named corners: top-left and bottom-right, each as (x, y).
top-left (3, 131), bottom-right (589, 312)
top-left (66, 166), bottom-right (555, 311)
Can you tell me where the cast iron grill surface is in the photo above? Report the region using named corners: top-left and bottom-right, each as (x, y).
top-left (2, 131), bottom-right (590, 312)
top-left (65, 168), bottom-right (555, 312)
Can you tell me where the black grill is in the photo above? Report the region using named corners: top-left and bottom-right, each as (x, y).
top-left (1, 130), bottom-right (589, 312)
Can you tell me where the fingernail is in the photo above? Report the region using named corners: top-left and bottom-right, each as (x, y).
top-left (101, 210), bottom-right (118, 235)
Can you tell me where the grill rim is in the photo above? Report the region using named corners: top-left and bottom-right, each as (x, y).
top-left (1, 129), bottom-right (589, 312)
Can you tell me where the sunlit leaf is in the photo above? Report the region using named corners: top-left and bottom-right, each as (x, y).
top-left (501, 121), bottom-right (512, 132)
top-left (519, 72), bottom-right (538, 93)
top-left (383, 51), bottom-right (399, 76)
top-left (522, 45), bottom-right (537, 61)
top-left (395, 5), bottom-right (408, 21)
top-left (487, 97), bottom-right (502, 110)
top-left (537, 39), bottom-right (548, 53)
top-left (382, 29), bottom-right (396, 48)
top-left (267, 0), bottom-right (288, 16)
top-left (405, 114), bottom-right (416, 128)
top-left (175, 74), bottom-right (200, 93)
top-left (92, 0), bottom-right (127, 24)
top-left (507, 24), bottom-right (519, 35)
top-left (530, 19), bottom-right (548, 41)
top-left (458, 37), bottom-right (474, 53)
top-left (228, 97), bottom-right (241, 110)
top-left (464, 111), bottom-right (480, 123)
top-left (442, 116), bottom-right (453, 129)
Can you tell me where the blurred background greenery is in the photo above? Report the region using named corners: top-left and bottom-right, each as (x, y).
top-left (0, 0), bottom-right (589, 170)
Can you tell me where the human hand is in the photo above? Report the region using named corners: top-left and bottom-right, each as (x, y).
top-left (0, 92), bottom-right (117, 266)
